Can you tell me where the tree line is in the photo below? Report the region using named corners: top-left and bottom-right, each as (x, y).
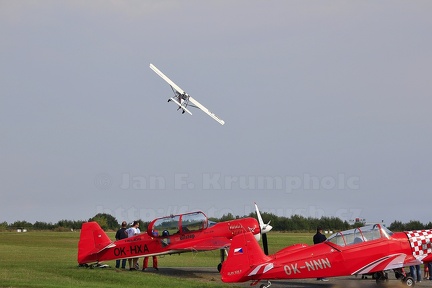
top-left (1, 212), bottom-right (430, 232)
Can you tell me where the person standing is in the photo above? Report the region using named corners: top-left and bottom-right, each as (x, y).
top-left (114, 221), bottom-right (128, 269)
top-left (313, 226), bottom-right (328, 281)
top-left (142, 256), bottom-right (158, 271)
top-left (127, 221), bottom-right (140, 271)
top-left (313, 226), bottom-right (327, 244)
top-left (428, 262), bottom-right (432, 280)
top-left (142, 230), bottom-right (159, 271)
top-left (409, 264), bottom-right (421, 283)
top-left (424, 262), bottom-right (430, 280)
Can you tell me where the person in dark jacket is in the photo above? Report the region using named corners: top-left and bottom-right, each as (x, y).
top-left (313, 226), bottom-right (328, 281)
top-left (313, 226), bottom-right (327, 244)
top-left (114, 221), bottom-right (128, 269)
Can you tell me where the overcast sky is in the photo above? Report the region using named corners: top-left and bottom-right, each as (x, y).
top-left (1, 1), bottom-right (431, 226)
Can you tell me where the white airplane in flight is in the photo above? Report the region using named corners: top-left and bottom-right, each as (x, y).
top-left (150, 63), bottom-right (225, 125)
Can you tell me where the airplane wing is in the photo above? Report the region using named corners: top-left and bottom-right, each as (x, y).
top-left (188, 96), bottom-right (225, 125)
top-left (352, 253), bottom-right (409, 275)
top-left (150, 63), bottom-right (185, 95)
top-left (168, 237), bottom-right (231, 251)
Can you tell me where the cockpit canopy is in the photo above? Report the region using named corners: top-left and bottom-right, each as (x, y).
top-left (326, 224), bottom-right (393, 247)
top-left (147, 211), bottom-right (208, 237)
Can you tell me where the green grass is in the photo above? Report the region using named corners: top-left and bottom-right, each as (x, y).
top-left (0, 231), bottom-right (314, 288)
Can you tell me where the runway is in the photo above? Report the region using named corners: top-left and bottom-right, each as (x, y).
top-left (141, 267), bottom-right (430, 287)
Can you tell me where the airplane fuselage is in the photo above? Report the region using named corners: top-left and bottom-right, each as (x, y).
top-left (221, 225), bottom-right (432, 284)
top-left (78, 217), bottom-right (260, 264)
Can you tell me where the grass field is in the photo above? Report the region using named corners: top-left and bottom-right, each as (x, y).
top-left (0, 231), bottom-right (314, 288)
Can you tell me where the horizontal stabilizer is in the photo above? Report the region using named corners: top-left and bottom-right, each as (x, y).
top-left (169, 97), bottom-right (193, 115)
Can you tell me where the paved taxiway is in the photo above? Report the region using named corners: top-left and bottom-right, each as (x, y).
top-left (145, 267), bottom-right (431, 287)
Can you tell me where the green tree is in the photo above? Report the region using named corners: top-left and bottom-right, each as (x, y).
top-left (404, 220), bottom-right (424, 231)
top-left (33, 221), bottom-right (55, 230)
top-left (389, 220), bottom-right (405, 231)
top-left (10, 220), bottom-right (33, 230)
top-left (89, 213), bottom-right (119, 230)
top-left (219, 213), bottom-right (235, 222)
top-left (0, 221), bottom-right (8, 231)
top-left (89, 215), bottom-right (108, 230)
top-left (290, 214), bottom-right (308, 231)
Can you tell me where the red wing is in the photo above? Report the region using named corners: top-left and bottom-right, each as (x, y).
top-left (352, 253), bottom-right (409, 275)
top-left (169, 237), bottom-right (231, 251)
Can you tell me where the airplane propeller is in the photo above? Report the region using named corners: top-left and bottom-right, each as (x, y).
top-left (254, 202), bottom-right (273, 255)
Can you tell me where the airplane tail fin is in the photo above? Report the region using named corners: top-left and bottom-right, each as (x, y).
top-left (221, 232), bottom-right (272, 283)
top-left (77, 221), bottom-right (113, 264)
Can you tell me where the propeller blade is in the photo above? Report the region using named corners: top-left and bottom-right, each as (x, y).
top-left (262, 233), bottom-right (269, 255)
top-left (254, 202), bottom-right (272, 255)
top-left (254, 202), bottom-right (273, 234)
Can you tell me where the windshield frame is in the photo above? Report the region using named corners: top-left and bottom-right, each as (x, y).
top-left (147, 211), bottom-right (208, 237)
top-left (326, 224), bottom-right (393, 247)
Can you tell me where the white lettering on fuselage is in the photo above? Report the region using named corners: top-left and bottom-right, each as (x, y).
top-left (284, 263), bottom-right (301, 275)
top-left (229, 224), bottom-right (242, 230)
top-left (284, 258), bottom-right (331, 275)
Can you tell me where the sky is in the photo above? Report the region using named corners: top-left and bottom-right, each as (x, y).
top-left (1, 1), bottom-right (431, 226)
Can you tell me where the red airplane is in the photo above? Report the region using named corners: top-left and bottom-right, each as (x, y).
top-left (78, 204), bottom-right (272, 271)
top-left (221, 224), bottom-right (432, 287)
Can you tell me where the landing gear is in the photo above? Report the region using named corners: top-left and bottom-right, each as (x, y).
top-left (217, 249), bottom-right (226, 272)
top-left (374, 271), bottom-right (389, 286)
top-left (394, 268), bottom-right (416, 287)
top-left (78, 262), bottom-right (109, 269)
top-left (402, 277), bottom-right (415, 287)
top-left (259, 281), bottom-right (272, 288)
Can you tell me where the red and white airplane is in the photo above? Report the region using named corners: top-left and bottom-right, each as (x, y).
top-left (221, 224), bottom-right (432, 287)
top-left (149, 63), bottom-right (225, 125)
top-left (78, 204), bottom-right (271, 271)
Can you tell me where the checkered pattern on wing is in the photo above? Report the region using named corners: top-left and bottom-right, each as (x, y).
top-left (406, 230), bottom-right (432, 257)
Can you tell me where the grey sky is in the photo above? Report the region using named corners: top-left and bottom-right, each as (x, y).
top-left (1, 1), bottom-right (431, 225)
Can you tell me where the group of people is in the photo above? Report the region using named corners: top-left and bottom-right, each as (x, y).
top-left (114, 220), bottom-right (158, 272)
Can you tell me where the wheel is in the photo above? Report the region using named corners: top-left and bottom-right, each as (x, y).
top-left (403, 276), bottom-right (415, 287)
top-left (217, 263), bottom-right (222, 272)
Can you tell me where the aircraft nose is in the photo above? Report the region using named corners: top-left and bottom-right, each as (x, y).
top-left (261, 224), bottom-right (273, 234)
